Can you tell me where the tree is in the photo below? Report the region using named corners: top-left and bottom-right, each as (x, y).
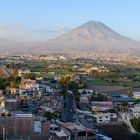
top-left (127, 88), bottom-right (133, 97)
top-left (60, 76), bottom-right (71, 88)
top-left (43, 112), bottom-right (52, 120)
top-left (90, 93), bottom-right (107, 101)
top-left (12, 68), bottom-right (18, 77)
top-left (24, 73), bottom-right (36, 79)
top-left (131, 117), bottom-right (140, 133)
top-left (68, 81), bottom-right (78, 90)
top-left (6, 64), bottom-right (10, 69)
top-left (89, 69), bottom-right (97, 78)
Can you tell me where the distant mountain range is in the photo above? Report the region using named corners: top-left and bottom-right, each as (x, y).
top-left (0, 21), bottom-right (140, 55)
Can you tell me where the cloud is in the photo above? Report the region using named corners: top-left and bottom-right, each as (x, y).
top-left (0, 24), bottom-right (72, 41)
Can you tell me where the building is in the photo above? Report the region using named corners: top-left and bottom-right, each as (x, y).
top-left (130, 104), bottom-right (140, 118)
top-left (18, 69), bottom-right (31, 77)
top-left (79, 89), bottom-right (94, 103)
top-left (0, 98), bottom-right (18, 111)
top-left (78, 89), bottom-right (94, 95)
top-left (133, 92), bottom-right (140, 99)
top-left (20, 79), bottom-right (39, 91)
top-left (79, 96), bottom-right (89, 103)
top-left (91, 101), bottom-right (113, 112)
top-left (111, 94), bottom-right (135, 105)
top-left (9, 88), bottom-right (19, 95)
top-left (92, 113), bottom-right (117, 123)
top-left (60, 122), bottom-right (96, 140)
top-left (0, 113), bottom-right (50, 140)
top-left (46, 85), bottom-right (54, 93)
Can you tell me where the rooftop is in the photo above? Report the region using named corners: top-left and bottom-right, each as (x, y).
top-left (13, 113), bottom-right (33, 118)
top-left (112, 96), bottom-right (135, 102)
top-left (5, 98), bottom-right (17, 102)
top-left (62, 122), bottom-right (93, 132)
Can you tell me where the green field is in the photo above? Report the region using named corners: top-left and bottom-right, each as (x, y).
top-left (87, 79), bottom-right (140, 88)
top-left (87, 79), bottom-right (115, 86)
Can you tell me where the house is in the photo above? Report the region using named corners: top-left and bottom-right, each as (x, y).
top-left (79, 96), bottom-right (89, 103)
top-left (9, 88), bottom-right (19, 94)
top-left (18, 69), bottom-right (31, 77)
top-left (55, 129), bottom-right (69, 139)
top-left (133, 92), bottom-right (140, 99)
top-left (0, 108), bottom-right (10, 117)
top-left (91, 101), bottom-right (113, 112)
top-left (130, 104), bottom-right (140, 118)
top-left (78, 89), bottom-right (94, 95)
top-left (0, 98), bottom-right (18, 111)
top-left (79, 89), bottom-right (94, 103)
top-left (46, 85), bottom-right (54, 93)
top-left (20, 79), bottom-right (39, 91)
top-left (25, 80), bottom-right (39, 91)
top-left (59, 122), bottom-right (96, 140)
top-left (111, 94), bottom-right (135, 105)
top-left (0, 113), bottom-right (50, 140)
top-left (92, 113), bottom-right (117, 123)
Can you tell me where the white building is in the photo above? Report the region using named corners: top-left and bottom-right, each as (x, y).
top-left (133, 92), bottom-right (140, 99)
top-left (46, 85), bottom-right (54, 93)
top-left (130, 104), bottom-right (140, 118)
top-left (79, 96), bottom-right (89, 103)
top-left (93, 113), bottom-right (117, 123)
top-left (25, 80), bottom-right (39, 91)
top-left (18, 69), bottom-right (31, 77)
top-left (78, 89), bottom-right (94, 94)
top-left (34, 121), bottom-right (41, 134)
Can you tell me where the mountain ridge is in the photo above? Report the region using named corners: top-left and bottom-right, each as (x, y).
top-left (0, 20), bottom-right (140, 54)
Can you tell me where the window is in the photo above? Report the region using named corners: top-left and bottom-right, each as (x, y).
top-left (78, 131), bottom-right (86, 136)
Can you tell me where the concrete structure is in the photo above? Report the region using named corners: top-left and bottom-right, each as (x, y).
top-left (18, 69), bottom-right (31, 77)
top-left (60, 122), bottom-right (96, 140)
top-left (0, 113), bottom-right (50, 140)
top-left (79, 89), bottom-right (94, 103)
top-left (93, 113), bottom-right (117, 123)
top-left (46, 85), bottom-right (54, 93)
top-left (130, 104), bottom-right (140, 118)
top-left (78, 89), bottom-right (94, 95)
top-left (111, 94), bottom-right (135, 105)
top-left (91, 101), bottom-right (113, 112)
top-left (133, 92), bottom-right (140, 99)
top-left (20, 79), bottom-right (39, 91)
top-left (0, 98), bottom-right (18, 111)
top-left (79, 96), bottom-right (89, 103)
top-left (9, 88), bottom-right (19, 95)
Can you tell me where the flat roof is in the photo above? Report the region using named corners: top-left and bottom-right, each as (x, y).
top-left (62, 122), bottom-right (94, 132)
top-left (56, 130), bottom-right (68, 137)
top-left (133, 92), bottom-right (140, 95)
top-left (112, 97), bottom-right (135, 102)
top-left (93, 113), bottom-right (116, 117)
top-left (6, 99), bottom-right (17, 102)
top-left (14, 113), bottom-right (33, 117)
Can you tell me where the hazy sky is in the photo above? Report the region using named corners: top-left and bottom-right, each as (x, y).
top-left (0, 0), bottom-right (140, 41)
